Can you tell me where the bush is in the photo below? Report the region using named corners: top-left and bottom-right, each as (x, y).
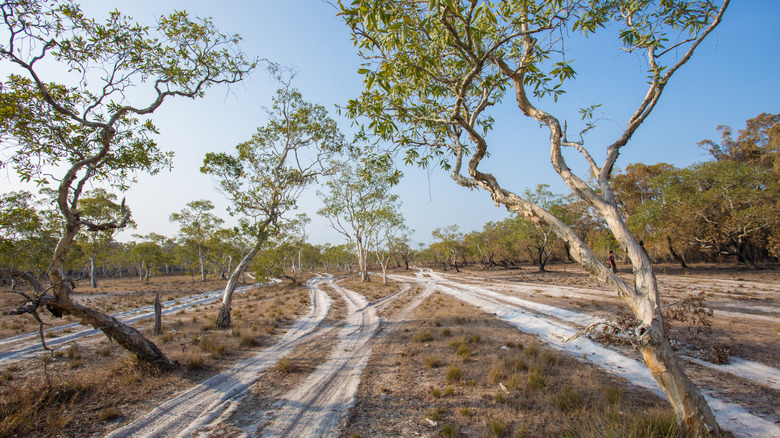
top-left (277, 358), bottom-right (293, 373)
top-left (239, 335), bottom-right (259, 347)
top-left (426, 357), bottom-right (443, 368)
top-left (446, 365), bottom-right (462, 382)
top-left (487, 417), bottom-right (507, 437)
top-left (413, 331), bottom-right (434, 342)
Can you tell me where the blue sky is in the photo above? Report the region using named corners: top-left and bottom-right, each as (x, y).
top-left (3, 1), bottom-right (779, 246)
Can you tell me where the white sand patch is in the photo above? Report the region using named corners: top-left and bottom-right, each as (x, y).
top-left (106, 276), bottom-right (333, 438)
top-left (399, 269), bottom-right (780, 438)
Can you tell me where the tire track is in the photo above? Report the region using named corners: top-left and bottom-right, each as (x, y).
top-left (397, 269), bottom-right (779, 438)
top-left (0, 282), bottom-right (274, 363)
top-left (106, 276), bottom-right (333, 438)
top-left (259, 279), bottom-right (399, 437)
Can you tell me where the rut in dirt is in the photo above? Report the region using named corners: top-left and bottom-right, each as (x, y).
top-left (391, 269), bottom-right (779, 438)
top-left (257, 279), bottom-right (423, 437)
top-left (106, 276), bottom-right (332, 438)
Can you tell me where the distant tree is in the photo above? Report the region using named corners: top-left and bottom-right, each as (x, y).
top-left (372, 206), bottom-right (406, 284)
top-left (318, 161), bottom-right (398, 282)
top-left (699, 113), bottom-right (780, 171)
top-left (0, 0), bottom-right (254, 367)
top-left (130, 233), bottom-right (173, 281)
top-left (515, 184), bottom-right (568, 272)
top-left (169, 200), bottom-right (224, 282)
top-left (202, 80), bottom-right (342, 328)
top-left (341, 0), bottom-right (729, 432)
top-left (654, 162), bottom-right (773, 269)
top-left (320, 243), bottom-right (355, 272)
top-left (699, 113), bottom-right (780, 261)
top-left (0, 191), bottom-right (59, 280)
top-left (612, 163), bottom-right (689, 267)
top-left (431, 225), bottom-right (464, 272)
top-left (77, 189), bottom-right (136, 287)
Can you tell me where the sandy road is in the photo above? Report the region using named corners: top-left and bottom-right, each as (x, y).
top-left (391, 269), bottom-right (779, 438)
top-left (0, 284), bottom-right (262, 364)
top-left (257, 279), bottom-right (427, 437)
top-left (107, 275), bottom-right (424, 438)
top-left (106, 276), bottom-right (333, 438)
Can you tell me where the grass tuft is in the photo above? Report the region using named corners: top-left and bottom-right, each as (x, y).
top-left (445, 365), bottom-right (462, 382)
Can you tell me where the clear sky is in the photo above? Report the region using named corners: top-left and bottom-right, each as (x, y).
top-left (2, 1), bottom-right (779, 247)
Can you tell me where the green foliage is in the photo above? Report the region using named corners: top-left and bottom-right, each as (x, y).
top-left (318, 159), bottom-right (402, 280)
top-left (0, 191), bottom-right (59, 272)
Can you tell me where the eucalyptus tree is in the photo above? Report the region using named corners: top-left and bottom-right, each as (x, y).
top-left (515, 184), bottom-right (570, 272)
top-left (318, 160), bottom-right (399, 282)
top-left (169, 199), bottom-right (224, 282)
top-left (202, 80), bottom-right (343, 329)
top-left (340, 0), bottom-right (729, 433)
top-left (372, 205), bottom-right (406, 284)
top-left (77, 188), bottom-right (135, 287)
top-left (612, 163), bottom-right (691, 267)
top-left (0, 0), bottom-right (255, 367)
top-left (651, 161), bottom-right (773, 269)
top-left (431, 224), bottom-right (464, 272)
top-left (0, 191), bottom-right (59, 280)
top-left (130, 233), bottom-right (172, 281)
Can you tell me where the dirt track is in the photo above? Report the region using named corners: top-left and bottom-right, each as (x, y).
top-left (1, 267), bottom-right (777, 437)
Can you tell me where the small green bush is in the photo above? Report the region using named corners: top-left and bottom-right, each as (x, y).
top-left (446, 365), bottom-right (462, 382)
top-left (413, 331), bottom-right (433, 342)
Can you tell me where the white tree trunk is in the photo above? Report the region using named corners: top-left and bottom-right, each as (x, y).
top-left (198, 246), bottom-right (206, 282)
top-left (216, 244), bottom-right (261, 329)
top-left (89, 256), bottom-right (98, 288)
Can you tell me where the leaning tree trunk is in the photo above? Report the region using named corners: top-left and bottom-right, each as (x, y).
top-left (47, 225), bottom-right (174, 368)
top-left (666, 236), bottom-right (688, 269)
top-left (216, 245), bottom-right (261, 329)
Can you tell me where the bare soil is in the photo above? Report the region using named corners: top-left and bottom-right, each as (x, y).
top-left (0, 264), bottom-right (777, 437)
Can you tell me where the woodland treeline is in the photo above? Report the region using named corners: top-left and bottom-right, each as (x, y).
top-left (3, 112), bottom-right (777, 283)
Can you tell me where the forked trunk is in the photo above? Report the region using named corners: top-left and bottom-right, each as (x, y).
top-left (216, 245), bottom-right (261, 329)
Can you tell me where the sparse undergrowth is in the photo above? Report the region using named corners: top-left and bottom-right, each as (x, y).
top-left (0, 275), bottom-right (310, 437)
top-left (345, 289), bottom-right (688, 438)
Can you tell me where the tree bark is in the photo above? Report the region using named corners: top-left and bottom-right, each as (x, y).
top-left (216, 245), bottom-right (261, 329)
top-left (89, 256), bottom-right (98, 288)
top-left (153, 290), bottom-right (162, 336)
top-left (198, 246), bottom-right (206, 282)
top-left (733, 239), bottom-right (759, 270)
top-left (355, 237), bottom-right (370, 282)
top-left (667, 236), bottom-right (688, 269)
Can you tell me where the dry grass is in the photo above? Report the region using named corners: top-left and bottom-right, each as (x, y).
top-left (344, 290), bottom-right (687, 438)
top-left (0, 274), bottom-right (311, 437)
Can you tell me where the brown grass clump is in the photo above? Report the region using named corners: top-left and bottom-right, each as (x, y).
top-left (0, 381), bottom-right (88, 436)
top-left (344, 287), bottom-right (687, 438)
